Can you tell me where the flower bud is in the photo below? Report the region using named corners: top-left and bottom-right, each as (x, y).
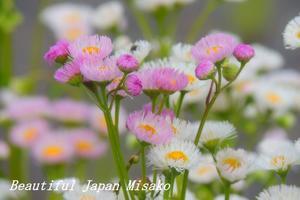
top-left (117, 54), bottom-right (139, 73)
top-left (44, 40), bottom-right (69, 65)
top-left (233, 44), bottom-right (255, 63)
top-left (124, 74), bottom-right (143, 96)
top-left (222, 64), bottom-right (239, 81)
top-left (195, 60), bottom-right (215, 80)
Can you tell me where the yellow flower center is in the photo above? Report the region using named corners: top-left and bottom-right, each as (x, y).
top-left (139, 124), bottom-right (157, 136)
top-left (206, 46), bottom-right (222, 55)
top-left (171, 125), bottom-right (177, 134)
top-left (197, 165), bottom-right (215, 175)
top-left (166, 151), bottom-right (188, 162)
top-left (223, 157), bottom-right (241, 171)
top-left (271, 155), bottom-right (286, 167)
top-left (82, 46), bottom-right (100, 55)
top-left (80, 195), bottom-right (96, 200)
top-left (23, 128), bottom-right (38, 142)
top-left (43, 146), bottom-right (63, 158)
top-left (65, 27), bottom-right (83, 41)
top-left (187, 75), bottom-right (196, 84)
top-left (97, 65), bottom-right (109, 72)
top-left (266, 92), bottom-right (282, 104)
top-left (297, 32), bottom-right (300, 39)
top-left (76, 140), bottom-right (93, 152)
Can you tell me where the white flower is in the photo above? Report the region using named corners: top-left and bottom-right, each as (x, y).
top-left (40, 3), bottom-right (93, 40)
top-left (147, 139), bottom-right (201, 172)
top-left (199, 121), bottom-right (236, 147)
top-left (283, 15), bottom-right (300, 49)
top-left (295, 138), bottom-right (300, 153)
top-left (215, 194), bottom-right (249, 200)
top-left (135, 0), bottom-right (194, 12)
top-left (216, 148), bottom-right (254, 182)
top-left (115, 40), bottom-right (152, 62)
top-left (92, 1), bottom-right (126, 31)
top-left (114, 35), bottom-right (132, 51)
top-left (53, 177), bottom-right (80, 193)
top-left (172, 118), bottom-right (198, 141)
top-left (0, 179), bottom-right (23, 199)
top-left (258, 146), bottom-right (299, 172)
top-left (171, 43), bottom-right (195, 63)
top-left (263, 70), bottom-right (300, 88)
top-left (189, 155), bottom-right (218, 184)
top-left (257, 185), bottom-right (300, 200)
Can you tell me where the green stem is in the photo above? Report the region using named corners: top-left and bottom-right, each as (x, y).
top-left (44, 165), bottom-right (65, 200)
top-left (140, 144), bottom-right (147, 183)
top-left (0, 30), bottom-right (13, 87)
top-left (175, 92), bottom-right (186, 117)
top-left (151, 95), bottom-right (158, 112)
top-left (151, 169), bottom-right (157, 198)
top-left (224, 183), bottom-right (231, 200)
top-left (157, 95), bottom-right (168, 114)
top-left (9, 146), bottom-right (24, 182)
top-left (75, 159), bottom-right (87, 182)
top-left (114, 96), bottom-right (121, 142)
top-left (186, 0), bottom-right (221, 42)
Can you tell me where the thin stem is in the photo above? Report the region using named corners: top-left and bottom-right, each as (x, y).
top-left (224, 183), bottom-right (231, 200)
top-left (151, 169), bottom-right (157, 198)
top-left (140, 144), bottom-right (147, 183)
top-left (0, 30), bottom-right (13, 87)
top-left (157, 95), bottom-right (168, 114)
top-left (186, 0), bottom-right (221, 42)
top-left (175, 92), bottom-right (186, 117)
top-left (114, 96), bottom-right (121, 142)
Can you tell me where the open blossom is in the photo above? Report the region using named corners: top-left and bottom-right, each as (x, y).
top-left (171, 43), bottom-right (195, 63)
top-left (68, 35), bottom-right (113, 60)
top-left (135, 0), bottom-right (195, 12)
top-left (257, 185), bottom-right (300, 200)
top-left (92, 1), bottom-right (126, 31)
top-left (54, 60), bottom-right (82, 84)
top-left (70, 129), bottom-right (107, 159)
top-left (44, 39), bottom-right (69, 64)
top-left (192, 33), bottom-right (238, 63)
top-left (233, 44), bottom-right (255, 63)
top-left (148, 139), bottom-right (201, 172)
top-left (124, 74), bottom-right (143, 96)
top-left (283, 15), bottom-right (300, 50)
top-left (10, 120), bottom-right (49, 148)
top-left (80, 56), bottom-right (122, 82)
top-left (138, 67), bottom-right (188, 94)
top-left (126, 110), bottom-right (173, 145)
top-left (32, 133), bottom-right (74, 164)
top-left (216, 148), bottom-right (254, 183)
top-left (48, 99), bottom-right (90, 124)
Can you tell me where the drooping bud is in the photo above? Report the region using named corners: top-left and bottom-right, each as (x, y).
top-left (233, 43), bottom-right (255, 63)
top-left (44, 40), bottom-right (69, 65)
top-left (124, 74), bottom-right (143, 96)
top-left (195, 60), bottom-right (215, 80)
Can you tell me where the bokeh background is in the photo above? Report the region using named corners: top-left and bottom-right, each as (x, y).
top-left (2, 0), bottom-right (300, 199)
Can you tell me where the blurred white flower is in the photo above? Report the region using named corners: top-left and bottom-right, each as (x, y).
top-left (92, 1), bottom-right (127, 31)
top-left (115, 40), bottom-right (152, 62)
top-left (114, 35), bottom-right (132, 51)
top-left (215, 194), bottom-right (249, 200)
top-left (257, 185), bottom-right (300, 200)
top-left (171, 43), bottom-right (195, 63)
top-left (135, 0), bottom-right (194, 12)
top-left (283, 15), bottom-right (300, 50)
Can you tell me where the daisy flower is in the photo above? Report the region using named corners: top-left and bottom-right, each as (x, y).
top-left (147, 139), bottom-right (201, 171)
top-left (115, 40), bottom-right (151, 63)
top-left (172, 118), bottom-right (198, 140)
top-left (10, 120), bottom-right (49, 148)
top-left (80, 56), bottom-right (122, 82)
top-left (257, 185), bottom-right (300, 200)
top-left (199, 121), bottom-right (236, 148)
top-left (70, 129), bottom-right (107, 159)
top-left (4, 96), bottom-right (50, 121)
top-left (171, 43), bottom-right (195, 63)
top-left (0, 141), bottom-right (10, 160)
top-left (48, 99), bottom-right (90, 124)
top-left (32, 133), bottom-right (74, 165)
top-left (191, 33), bottom-right (238, 63)
top-left (215, 194), bottom-right (249, 200)
top-left (114, 35), bottom-right (132, 51)
top-left (92, 1), bottom-right (126, 31)
top-left (283, 15), bottom-right (300, 49)
top-left (68, 35), bottom-right (113, 60)
top-left (216, 148), bottom-right (254, 183)
top-left (40, 3), bottom-right (92, 40)
top-left (135, 0), bottom-right (195, 12)
top-left (189, 155), bottom-right (218, 184)
top-left (54, 60), bottom-right (82, 85)
top-left (126, 110), bottom-right (174, 145)
top-left (138, 67), bottom-right (188, 95)
top-left (89, 106), bottom-right (127, 135)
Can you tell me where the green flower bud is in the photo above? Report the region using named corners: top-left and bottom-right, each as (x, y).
top-left (222, 64), bottom-right (239, 81)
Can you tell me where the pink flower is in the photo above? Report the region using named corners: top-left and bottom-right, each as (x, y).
top-left (106, 77), bottom-right (128, 97)
top-left (10, 120), bottom-right (50, 148)
top-left (54, 60), bottom-right (82, 84)
top-left (5, 96), bottom-right (50, 121)
top-left (233, 43), bottom-right (255, 63)
top-left (32, 133), bottom-right (74, 165)
top-left (124, 74), bottom-right (143, 96)
top-left (117, 54), bottom-right (139, 73)
top-left (142, 103), bottom-right (175, 120)
top-left (69, 129), bottom-right (107, 159)
top-left (0, 141), bottom-right (10, 160)
top-left (138, 68), bottom-right (188, 94)
top-left (68, 35), bottom-right (113, 60)
top-left (80, 56), bottom-right (122, 82)
top-left (192, 33), bottom-right (238, 63)
top-left (48, 99), bottom-right (90, 124)
top-left (195, 59), bottom-right (215, 80)
top-left (126, 110), bottom-right (174, 145)
top-left (44, 39), bottom-right (69, 64)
